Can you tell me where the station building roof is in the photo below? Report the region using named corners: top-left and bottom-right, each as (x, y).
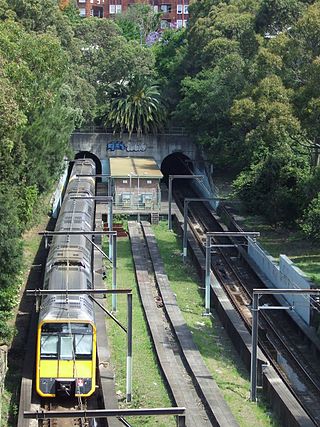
top-left (110, 157), bottom-right (163, 179)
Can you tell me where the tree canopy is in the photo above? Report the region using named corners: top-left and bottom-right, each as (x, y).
top-left (154, 0), bottom-right (320, 233)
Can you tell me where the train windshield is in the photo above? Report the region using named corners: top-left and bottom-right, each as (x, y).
top-left (40, 323), bottom-right (93, 360)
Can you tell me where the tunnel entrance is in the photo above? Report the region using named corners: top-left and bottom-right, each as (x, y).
top-left (161, 153), bottom-right (194, 182)
top-left (74, 151), bottom-right (102, 177)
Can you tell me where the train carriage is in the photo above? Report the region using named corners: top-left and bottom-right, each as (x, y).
top-left (36, 159), bottom-right (98, 398)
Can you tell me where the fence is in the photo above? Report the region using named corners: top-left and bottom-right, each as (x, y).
top-left (73, 126), bottom-right (188, 136)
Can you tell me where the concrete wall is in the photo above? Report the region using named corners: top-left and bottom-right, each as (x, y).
top-left (248, 239), bottom-right (311, 325)
top-left (70, 132), bottom-right (200, 167)
top-left (193, 161), bottom-right (220, 210)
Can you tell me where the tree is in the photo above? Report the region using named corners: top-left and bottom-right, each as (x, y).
top-left (256, 0), bottom-right (305, 36)
top-left (153, 29), bottom-right (188, 111)
top-left (115, 4), bottom-right (162, 44)
top-left (105, 77), bottom-right (166, 137)
top-left (233, 152), bottom-right (310, 225)
top-left (74, 17), bottom-right (156, 125)
top-left (186, 0), bottom-right (259, 72)
top-left (302, 193), bottom-right (320, 241)
top-left (175, 53), bottom-right (248, 169)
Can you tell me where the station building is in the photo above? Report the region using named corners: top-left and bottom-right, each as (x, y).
top-left (76, 0), bottom-right (189, 29)
top-left (109, 157), bottom-right (163, 211)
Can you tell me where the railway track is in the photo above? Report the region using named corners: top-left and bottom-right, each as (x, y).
top-left (40, 399), bottom-right (93, 427)
top-left (128, 220), bottom-right (239, 427)
top-left (173, 180), bottom-right (320, 426)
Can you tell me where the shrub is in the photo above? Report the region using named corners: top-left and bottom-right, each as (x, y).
top-left (302, 194), bottom-right (320, 241)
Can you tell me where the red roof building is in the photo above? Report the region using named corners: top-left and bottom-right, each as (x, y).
top-left (76, 0), bottom-right (189, 28)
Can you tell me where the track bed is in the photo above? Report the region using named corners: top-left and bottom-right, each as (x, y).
top-left (128, 221), bottom-right (238, 427)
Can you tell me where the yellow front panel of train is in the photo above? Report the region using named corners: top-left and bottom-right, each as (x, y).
top-left (39, 360), bottom-right (93, 378)
top-left (39, 360), bottom-right (58, 378)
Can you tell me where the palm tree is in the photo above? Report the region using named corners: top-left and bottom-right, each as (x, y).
top-left (106, 77), bottom-right (166, 138)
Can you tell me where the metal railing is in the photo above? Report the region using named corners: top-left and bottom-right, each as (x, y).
top-left (73, 126), bottom-right (188, 136)
top-left (113, 201), bottom-right (161, 211)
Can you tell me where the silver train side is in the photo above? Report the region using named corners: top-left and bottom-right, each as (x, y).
top-left (36, 159), bottom-right (97, 398)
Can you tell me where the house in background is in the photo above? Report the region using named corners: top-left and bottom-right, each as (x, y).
top-left (109, 157), bottom-right (163, 211)
top-left (76, 0), bottom-right (189, 28)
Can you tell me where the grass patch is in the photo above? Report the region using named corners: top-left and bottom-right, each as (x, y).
top-left (152, 221), bottom-right (279, 427)
top-left (234, 214), bottom-right (320, 286)
top-left (104, 237), bottom-right (175, 427)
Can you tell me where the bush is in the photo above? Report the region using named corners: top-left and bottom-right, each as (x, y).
top-left (233, 153), bottom-right (309, 225)
top-left (0, 188), bottom-right (23, 343)
top-left (302, 194), bottom-right (320, 241)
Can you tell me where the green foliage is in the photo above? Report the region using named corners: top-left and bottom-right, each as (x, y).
top-left (17, 185), bottom-right (38, 228)
top-left (105, 77), bottom-right (166, 137)
top-left (256, 0), bottom-right (305, 35)
top-left (74, 17), bottom-right (156, 123)
top-left (233, 153), bottom-right (310, 225)
top-left (302, 193), bottom-right (320, 241)
top-left (175, 52), bottom-right (247, 169)
top-left (170, 0), bottom-right (320, 230)
top-left (115, 3), bottom-right (161, 43)
top-left (153, 29), bottom-right (188, 111)
top-left (0, 187), bottom-right (23, 341)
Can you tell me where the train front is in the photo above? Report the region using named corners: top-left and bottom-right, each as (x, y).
top-left (36, 315), bottom-right (96, 397)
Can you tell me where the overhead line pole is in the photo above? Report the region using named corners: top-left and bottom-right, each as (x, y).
top-left (250, 288), bottom-right (320, 402)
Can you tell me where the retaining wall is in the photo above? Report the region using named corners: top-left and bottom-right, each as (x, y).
top-left (248, 239), bottom-right (312, 325)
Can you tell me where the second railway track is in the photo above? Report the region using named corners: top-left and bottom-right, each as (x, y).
top-left (173, 179), bottom-right (320, 426)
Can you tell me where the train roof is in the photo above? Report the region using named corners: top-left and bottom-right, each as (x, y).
top-left (39, 264), bottom-right (94, 323)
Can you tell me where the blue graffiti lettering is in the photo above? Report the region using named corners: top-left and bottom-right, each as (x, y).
top-left (107, 141), bottom-right (127, 151)
top-left (107, 140), bottom-right (146, 152)
top-left (126, 143), bottom-right (146, 152)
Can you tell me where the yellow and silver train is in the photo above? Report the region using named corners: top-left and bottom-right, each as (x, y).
top-left (36, 159), bottom-right (97, 398)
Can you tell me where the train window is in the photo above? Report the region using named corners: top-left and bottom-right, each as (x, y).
top-left (75, 334), bottom-right (92, 359)
top-left (60, 336), bottom-right (73, 360)
top-left (42, 323), bottom-right (92, 334)
top-left (41, 335), bottom-right (58, 359)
